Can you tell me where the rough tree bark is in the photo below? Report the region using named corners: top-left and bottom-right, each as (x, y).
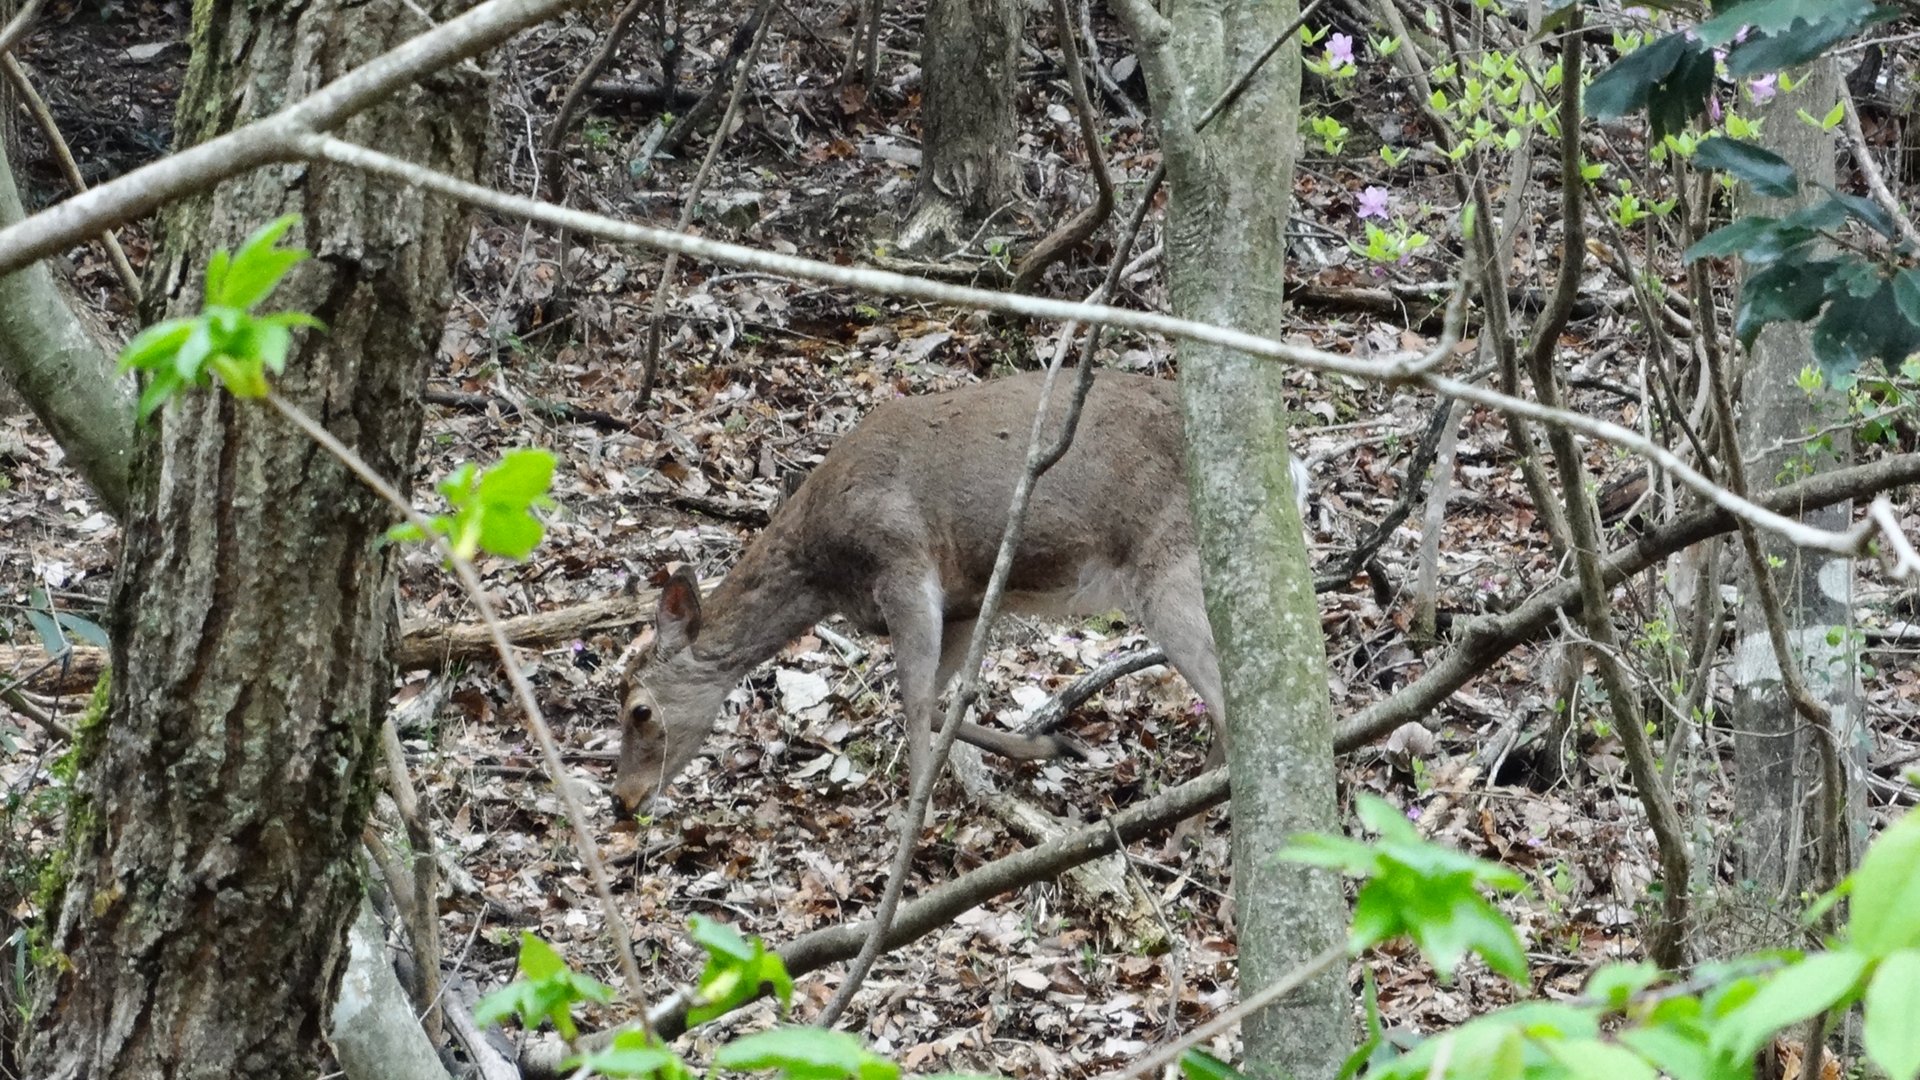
top-left (1730, 57), bottom-right (1862, 903)
top-left (895, 0), bottom-right (1024, 253)
top-left (23, 1), bottom-right (487, 1076)
top-left (1108, 1), bottom-right (1346, 1077)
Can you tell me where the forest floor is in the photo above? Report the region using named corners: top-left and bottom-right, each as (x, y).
top-left (5, 1), bottom-right (1920, 1077)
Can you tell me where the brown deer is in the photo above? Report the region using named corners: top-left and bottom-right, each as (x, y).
top-left (613, 370), bottom-right (1307, 816)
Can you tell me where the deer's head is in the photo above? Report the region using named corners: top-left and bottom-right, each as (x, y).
top-left (613, 567), bottom-right (732, 812)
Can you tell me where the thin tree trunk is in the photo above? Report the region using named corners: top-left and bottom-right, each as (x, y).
top-left (1113, 1), bottom-right (1346, 1076)
top-left (1731, 56), bottom-right (1861, 903)
top-left (23, 1), bottom-right (486, 1076)
top-left (896, 0), bottom-right (1023, 252)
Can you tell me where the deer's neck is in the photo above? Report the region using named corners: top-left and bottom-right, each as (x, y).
top-left (690, 535), bottom-right (832, 678)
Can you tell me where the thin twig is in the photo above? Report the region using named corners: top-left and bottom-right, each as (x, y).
top-left (0, 0), bottom-right (45, 58)
top-left (1840, 89), bottom-right (1920, 248)
top-left (1099, 943), bottom-right (1348, 1080)
top-left (265, 391), bottom-right (648, 1010)
top-left (539, 0), bottom-right (649, 193)
top-left (1, 55), bottom-right (142, 302)
top-left (637, 0), bottom-right (773, 408)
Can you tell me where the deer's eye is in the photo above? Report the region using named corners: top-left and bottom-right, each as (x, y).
top-left (628, 703), bottom-right (654, 725)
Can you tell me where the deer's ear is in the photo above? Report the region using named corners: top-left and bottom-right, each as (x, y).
top-left (655, 566), bottom-right (703, 654)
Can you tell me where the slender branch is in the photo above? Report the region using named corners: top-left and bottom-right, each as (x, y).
top-left (1007, 0), bottom-right (1114, 295)
top-left (0, 0), bottom-right (45, 58)
top-left (1840, 89), bottom-right (1920, 249)
top-left (0, 55), bottom-right (142, 302)
top-left (539, 0), bottom-right (650, 191)
top-left (0, 0), bottom-right (582, 277)
top-left (265, 392), bottom-right (648, 1009)
top-left (1103, 944), bottom-right (1348, 1080)
top-left (638, 0), bottom-right (773, 407)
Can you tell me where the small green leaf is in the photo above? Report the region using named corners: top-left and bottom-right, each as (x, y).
top-left (1585, 961), bottom-right (1662, 1008)
top-left (54, 613), bottom-right (109, 648)
top-left (1694, 137), bottom-right (1798, 198)
top-left (1711, 950), bottom-right (1869, 1063)
top-left (713, 1027), bottom-right (900, 1079)
top-left (1543, 1037), bottom-right (1657, 1080)
top-left (1864, 949), bottom-right (1920, 1080)
top-left (570, 1029), bottom-right (694, 1080)
top-left (1892, 269), bottom-right (1920, 329)
top-left (117, 318), bottom-right (197, 373)
top-left (1179, 1049), bottom-right (1247, 1079)
top-left (216, 213), bottom-right (308, 310)
top-left (1850, 810), bottom-right (1920, 956)
top-left (517, 932), bottom-right (567, 981)
top-left (476, 448), bottom-right (557, 508)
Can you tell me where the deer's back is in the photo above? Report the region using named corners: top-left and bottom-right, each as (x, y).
top-left (780, 372), bottom-right (1191, 623)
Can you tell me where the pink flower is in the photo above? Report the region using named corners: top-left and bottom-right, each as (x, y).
top-left (1356, 185), bottom-right (1391, 220)
top-left (1707, 93), bottom-right (1722, 123)
top-left (1327, 32), bottom-right (1354, 66)
top-left (1748, 74), bottom-right (1778, 103)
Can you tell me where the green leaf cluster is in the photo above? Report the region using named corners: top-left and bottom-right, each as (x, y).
top-left (1686, 181), bottom-right (1920, 383)
top-left (1320, 808), bottom-right (1920, 1080)
top-left (116, 214), bottom-right (325, 421)
top-left (687, 915), bottom-right (795, 1025)
top-left (473, 933), bottom-right (616, 1043)
top-left (1587, 2), bottom-right (1891, 139)
top-left (387, 448), bottom-right (557, 561)
top-left (1280, 794), bottom-right (1529, 983)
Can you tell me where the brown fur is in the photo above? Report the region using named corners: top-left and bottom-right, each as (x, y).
top-left (614, 371), bottom-right (1234, 812)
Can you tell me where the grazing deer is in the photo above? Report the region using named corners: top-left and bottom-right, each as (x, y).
top-left (613, 370), bottom-right (1309, 819)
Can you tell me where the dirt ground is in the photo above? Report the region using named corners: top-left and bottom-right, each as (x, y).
top-left (5, 1), bottom-right (1919, 1076)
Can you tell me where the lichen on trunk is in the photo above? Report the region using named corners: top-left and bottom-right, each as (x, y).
top-left (23, 2), bottom-right (487, 1076)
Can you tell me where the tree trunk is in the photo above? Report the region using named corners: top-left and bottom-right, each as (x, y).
top-left (1112, 3), bottom-right (1347, 1077)
top-left (896, 0), bottom-right (1023, 253)
top-left (1731, 57), bottom-right (1861, 904)
top-left (23, 2), bottom-right (486, 1076)
top-left (0, 130), bottom-right (131, 515)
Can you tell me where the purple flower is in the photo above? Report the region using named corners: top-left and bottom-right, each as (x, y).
top-left (1327, 33), bottom-right (1354, 66)
top-left (1748, 74), bottom-right (1778, 103)
top-left (1707, 93), bottom-right (1722, 123)
top-left (1356, 185), bottom-right (1391, 220)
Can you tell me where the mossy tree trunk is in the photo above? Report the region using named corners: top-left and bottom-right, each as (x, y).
top-left (1109, 1), bottom-right (1346, 1077)
top-left (24, 2), bottom-right (486, 1077)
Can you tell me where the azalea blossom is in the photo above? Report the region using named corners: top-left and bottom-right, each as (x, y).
top-left (1327, 32), bottom-right (1354, 66)
top-left (1356, 185), bottom-right (1391, 220)
top-left (1748, 74), bottom-right (1778, 103)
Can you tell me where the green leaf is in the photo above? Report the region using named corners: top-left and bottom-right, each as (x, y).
top-left (1586, 32), bottom-right (1693, 121)
top-left (135, 369), bottom-right (184, 423)
top-left (217, 213), bottom-right (308, 309)
top-left (1711, 950), bottom-right (1869, 1063)
top-left (54, 613), bottom-right (109, 648)
top-left (1865, 949), bottom-right (1920, 1080)
top-left (1586, 961), bottom-right (1662, 1008)
top-left (1543, 1037), bottom-right (1657, 1080)
top-left (688, 915), bottom-right (794, 1025)
top-left (1685, 216), bottom-right (1803, 263)
top-left (713, 1027), bottom-right (900, 1079)
top-left (476, 448), bottom-right (557, 508)
top-left (1618, 1024), bottom-right (1715, 1080)
top-left (1338, 970), bottom-right (1388, 1080)
top-left (1694, 137), bottom-right (1798, 198)
top-left (517, 932), bottom-right (567, 981)
top-left (1178, 1049), bottom-right (1247, 1079)
top-left (1812, 282), bottom-right (1920, 385)
top-left (117, 318), bottom-right (197, 373)
top-left (1695, 0), bottom-right (1874, 44)
top-left (1725, 11), bottom-right (1886, 78)
top-left (1892, 269), bottom-right (1920, 329)
top-left (571, 1029), bottom-right (694, 1080)
top-left (1734, 258), bottom-right (1837, 347)
top-left (1850, 809), bottom-right (1920, 955)
top-left (1820, 186), bottom-right (1899, 239)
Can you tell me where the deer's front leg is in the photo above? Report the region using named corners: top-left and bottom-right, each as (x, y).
top-left (875, 571), bottom-right (946, 793)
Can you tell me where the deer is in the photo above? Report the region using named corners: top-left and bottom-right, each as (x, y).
top-left (613, 370), bottom-right (1310, 828)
